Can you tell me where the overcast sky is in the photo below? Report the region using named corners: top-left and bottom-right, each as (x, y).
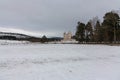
top-left (0, 0), bottom-right (120, 37)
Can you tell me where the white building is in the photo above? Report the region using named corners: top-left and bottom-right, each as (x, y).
top-left (61, 32), bottom-right (78, 43)
top-left (63, 32), bottom-right (72, 41)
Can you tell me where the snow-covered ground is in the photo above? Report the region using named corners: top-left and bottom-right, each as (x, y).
top-left (0, 40), bottom-right (30, 45)
top-left (0, 44), bottom-right (120, 80)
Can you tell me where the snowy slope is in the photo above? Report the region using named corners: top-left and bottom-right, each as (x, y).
top-left (0, 44), bottom-right (120, 80)
top-left (0, 27), bottom-right (41, 37)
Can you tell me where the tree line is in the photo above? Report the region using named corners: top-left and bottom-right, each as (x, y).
top-left (75, 11), bottom-right (120, 43)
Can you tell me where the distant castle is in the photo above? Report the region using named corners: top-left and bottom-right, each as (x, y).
top-left (49, 32), bottom-right (78, 44)
top-left (60, 31), bottom-right (78, 43)
top-left (63, 32), bottom-right (72, 41)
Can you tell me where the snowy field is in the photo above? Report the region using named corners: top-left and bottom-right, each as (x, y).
top-left (0, 42), bottom-right (120, 80)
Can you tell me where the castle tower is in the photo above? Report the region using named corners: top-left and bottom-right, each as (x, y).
top-left (63, 32), bottom-right (72, 41)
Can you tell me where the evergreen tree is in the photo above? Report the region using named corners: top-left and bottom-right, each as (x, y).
top-left (94, 21), bottom-right (105, 43)
top-left (75, 22), bottom-right (85, 42)
top-left (41, 35), bottom-right (48, 43)
top-left (102, 11), bottom-right (120, 43)
top-left (85, 21), bottom-right (93, 42)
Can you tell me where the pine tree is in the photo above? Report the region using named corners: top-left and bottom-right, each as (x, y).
top-left (75, 22), bottom-right (85, 42)
top-left (85, 21), bottom-right (93, 42)
top-left (94, 21), bottom-right (103, 42)
top-left (41, 35), bottom-right (48, 43)
top-left (102, 11), bottom-right (120, 43)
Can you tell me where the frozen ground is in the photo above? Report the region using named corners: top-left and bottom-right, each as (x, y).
top-left (0, 43), bottom-right (120, 80)
top-left (0, 40), bottom-right (29, 45)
